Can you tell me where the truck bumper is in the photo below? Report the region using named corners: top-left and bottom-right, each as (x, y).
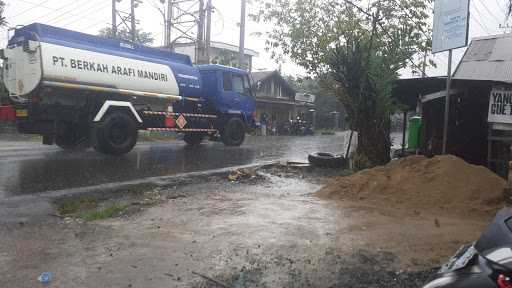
top-left (14, 104), bottom-right (58, 135)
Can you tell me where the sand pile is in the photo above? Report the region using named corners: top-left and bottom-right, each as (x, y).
top-left (316, 155), bottom-right (506, 216)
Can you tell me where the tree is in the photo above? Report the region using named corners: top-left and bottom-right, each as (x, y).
top-left (253, 0), bottom-right (432, 169)
top-left (98, 27), bottom-right (154, 45)
top-left (0, 1), bottom-right (6, 27)
top-left (211, 50), bottom-right (239, 67)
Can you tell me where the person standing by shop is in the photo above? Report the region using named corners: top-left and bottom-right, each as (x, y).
top-left (260, 113), bottom-right (268, 136)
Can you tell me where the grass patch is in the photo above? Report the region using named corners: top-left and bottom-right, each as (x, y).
top-left (56, 197), bottom-right (97, 215)
top-left (79, 203), bottom-right (130, 221)
top-left (138, 131), bottom-right (176, 142)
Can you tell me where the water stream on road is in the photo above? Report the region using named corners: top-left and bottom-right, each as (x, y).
top-left (0, 134), bottom-right (350, 198)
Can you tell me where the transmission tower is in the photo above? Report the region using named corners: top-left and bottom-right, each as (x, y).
top-left (158, 0), bottom-right (211, 64)
top-left (111, 0), bottom-right (142, 41)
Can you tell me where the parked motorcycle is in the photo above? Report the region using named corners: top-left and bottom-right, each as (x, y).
top-left (423, 208), bottom-right (512, 288)
top-left (290, 119), bottom-right (314, 136)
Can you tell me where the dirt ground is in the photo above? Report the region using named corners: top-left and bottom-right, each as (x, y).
top-left (0, 164), bottom-right (492, 288)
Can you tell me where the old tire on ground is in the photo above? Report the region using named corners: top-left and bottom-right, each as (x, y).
top-left (308, 152), bottom-right (346, 168)
top-left (221, 117), bottom-right (246, 147)
top-left (92, 111), bottom-right (138, 155)
top-left (183, 132), bottom-right (205, 146)
top-left (55, 123), bottom-right (90, 150)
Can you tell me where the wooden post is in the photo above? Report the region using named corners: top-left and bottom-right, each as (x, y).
top-left (402, 110), bottom-right (407, 155)
top-left (442, 49), bottom-right (453, 154)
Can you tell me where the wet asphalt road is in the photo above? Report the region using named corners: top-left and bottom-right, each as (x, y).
top-left (0, 133), bottom-right (349, 198)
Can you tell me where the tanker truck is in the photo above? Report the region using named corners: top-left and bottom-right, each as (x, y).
top-left (1, 23), bottom-right (255, 155)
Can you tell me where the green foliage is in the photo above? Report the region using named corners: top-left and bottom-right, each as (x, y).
top-left (252, 0), bottom-right (433, 75)
top-left (211, 50), bottom-right (249, 70)
top-left (254, 0), bottom-right (432, 168)
top-left (0, 1), bottom-right (6, 27)
top-left (56, 197), bottom-right (98, 215)
top-left (98, 27), bottom-right (154, 45)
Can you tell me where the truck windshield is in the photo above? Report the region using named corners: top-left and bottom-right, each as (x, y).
top-left (223, 72), bottom-right (252, 97)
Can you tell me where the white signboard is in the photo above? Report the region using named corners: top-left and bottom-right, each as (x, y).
top-left (432, 0), bottom-right (470, 53)
top-left (488, 87), bottom-right (512, 124)
top-left (295, 93), bottom-right (316, 103)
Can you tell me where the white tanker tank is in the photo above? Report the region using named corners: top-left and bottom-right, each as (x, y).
top-left (3, 23), bottom-right (202, 103)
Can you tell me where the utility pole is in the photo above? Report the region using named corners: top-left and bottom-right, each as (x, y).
top-left (131, 0), bottom-right (136, 42)
top-left (166, 0), bottom-right (173, 48)
top-left (205, 0), bottom-right (212, 64)
top-left (196, 0), bottom-right (205, 64)
top-left (112, 0), bottom-right (117, 37)
top-left (238, 0), bottom-right (246, 70)
top-left (442, 49), bottom-right (453, 154)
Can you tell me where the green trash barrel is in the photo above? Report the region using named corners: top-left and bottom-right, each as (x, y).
top-left (408, 116), bottom-right (422, 150)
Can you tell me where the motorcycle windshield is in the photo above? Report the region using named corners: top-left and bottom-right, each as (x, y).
top-left (475, 208), bottom-right (512, 269)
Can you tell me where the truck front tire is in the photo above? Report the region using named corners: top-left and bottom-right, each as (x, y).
top-left (92, 111), bottom-right (138, 155)
top-left (221, 117), bottom-right (246, 147)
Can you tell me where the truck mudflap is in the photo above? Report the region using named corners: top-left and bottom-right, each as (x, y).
top-left (0, 106), bottom-right (16, 122)
top-left (141, 111), bottom-right (218, 133)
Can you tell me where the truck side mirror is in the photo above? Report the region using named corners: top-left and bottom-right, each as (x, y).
top-left (244, 87), bottom-right (252, 97)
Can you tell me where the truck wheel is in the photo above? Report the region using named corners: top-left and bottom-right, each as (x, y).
top-left (221, 117), bottom-right (245, 147)
top-left (183, 133), bottom-right (205, 146)
top-left (92, 112), bottom-right (138, 155)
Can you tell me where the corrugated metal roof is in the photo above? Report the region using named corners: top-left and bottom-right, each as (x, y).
top-left (250, 71), bottom-right (275, 83)
top-left (250, 70), bottom-right (296, 96)
top-left (454, 33), bottom-right (512, 83)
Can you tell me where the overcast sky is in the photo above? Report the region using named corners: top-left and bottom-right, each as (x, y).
top-left (2, 0), bottom-right (512, 78)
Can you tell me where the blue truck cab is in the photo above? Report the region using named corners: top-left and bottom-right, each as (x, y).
top-left (197, 65), bottom-right (255, 128)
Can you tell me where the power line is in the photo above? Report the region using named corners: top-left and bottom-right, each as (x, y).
top-left (494, 0), bottom-right (508, 14)
top-left (17, 0), bottom-right (110, 28)
top-left (8, 0), bottom-right (54, 20)
top-left (23, 0), bottom-right (85, 24)
top-left (42, 0), bottom-right (91, 25)
top-left (57, 0), bottom-right (111, 28)
top-left (54, 3), bottom-right (110, 26)
top-left (79, 17), bottom-right (112, 32)
top-left (471, 5), bottom-right (491, 34)
top-left (472, 3), bottom-right (492, 33)
top-left (477, 0), bottom-right (501, 28)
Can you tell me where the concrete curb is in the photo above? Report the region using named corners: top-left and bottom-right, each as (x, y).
top-left (2, 161), bottom-right (277, 205)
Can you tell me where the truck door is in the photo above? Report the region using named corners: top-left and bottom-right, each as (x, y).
top-left (221, 72), bottom-right (255, 117)
top-left (221, 72), bottom-right (239, 112)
